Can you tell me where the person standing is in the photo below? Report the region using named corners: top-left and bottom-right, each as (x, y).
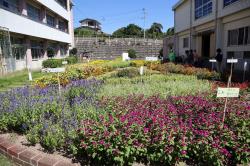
top-left (193, 50), bottom-right (199, 66)
top-left (168, 50), bottom-right (176, 63)
top-left (215, 48), bottom-right (223, 72)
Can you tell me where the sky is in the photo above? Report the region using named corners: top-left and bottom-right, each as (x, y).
top-left (73, 0), bottom-right (178, 34)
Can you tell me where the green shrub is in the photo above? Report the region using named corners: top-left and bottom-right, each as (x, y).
top-left (42, 59), bottom-right (63, 68)
top-left (128, 49), bottom-right (137, 59)
top-left (65, 56), bottom-right (78, 64)
top-left (42, 56), bottom-right (78, 68)
top-left (116, 68), bottom-right (139, 78)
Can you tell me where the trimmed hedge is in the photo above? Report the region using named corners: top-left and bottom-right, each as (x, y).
top-left (42, 56), bottom-right (78, 68)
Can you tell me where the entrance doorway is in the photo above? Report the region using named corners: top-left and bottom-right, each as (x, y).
top-left (202, 34), bottom-right (210, 58)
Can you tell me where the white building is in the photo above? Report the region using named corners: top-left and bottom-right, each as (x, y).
top-left (79, 18), bottom-right (101, 32)
top-left (0, 0), bottom-right (74, 71)
top-left (173, 0), bottom-right (250, 74)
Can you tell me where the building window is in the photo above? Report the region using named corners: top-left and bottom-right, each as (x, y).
top-left (227, 52), bottom-right (234, 59)
top-left (244, 51), bottom-right (250, 59)
top-left (1, 0), bottom-right (19, 12)
top-left (224, 0), bottom-right (239, 7)
top-left (183, 37), bottom-right (189, 48)
top-left (60, 45), bottom-right (67, 57)
top-left (27, 4), bottom-right (40, 21)
top-left (55, 0), bottom-right (67, 9)
top-left (228, 27), bottom-right (250, 46)
top-left (31, 41), bottom-right (43, 60)
top-left (11, 37), bottom-right (26, 60)
top-left (195, 0), bottom-right (212, 19)
top-left (46, 14), bottom-right (55, 27)
top-left (59, 20), bottom-right (67, 32)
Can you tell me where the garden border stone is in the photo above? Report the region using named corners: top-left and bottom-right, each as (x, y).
top-left (0, 137), bottom-right (76, 166)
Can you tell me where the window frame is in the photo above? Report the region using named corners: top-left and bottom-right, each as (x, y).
top-left (1, 0), bottom-right (19, 13)
top-left (228, 26), bottom-right (250, 46)
top-left (46, 14), bottom-right (56, 27)
top-left (195, 0), bottom-right (213, 20)
top-left (224, 0), bottom-right (240, 7)
top-left (183, 37), bottom-right (189, 48)
top-left (27, 3), bottom-right (41, 21)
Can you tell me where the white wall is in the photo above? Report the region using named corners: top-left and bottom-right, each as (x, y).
top-left (174, 0), bottom-right (191, 33)
top-left (36, 0), bottom-right (70, 20)
top-left (0, 9), bottom-right (71, 44)
top-left (218, 0), bottom-right (250, 18)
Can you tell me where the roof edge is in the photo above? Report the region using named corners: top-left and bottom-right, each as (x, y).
top-left (172, 0), bottom-right (186, 10)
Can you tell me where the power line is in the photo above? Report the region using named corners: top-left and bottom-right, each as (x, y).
top-left (142, 8), bottom-right (147, 40)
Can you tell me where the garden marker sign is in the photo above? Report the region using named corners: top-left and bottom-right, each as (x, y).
top-left (209, 59), bottom-right (217, 70)
top-left (122, 53), bottom-right (130, 61)
top-left (217, 88), bottom-right (240, 98)
top-left (219, 58), bottom-right (239, 128)
top-left (145, 57), bottom-right (158, 61)
top-left (47, 67), bottom-right (65, 96)
top-left (62, 61), bottom-right (68, 65)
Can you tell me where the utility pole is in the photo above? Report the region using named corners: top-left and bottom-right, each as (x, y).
top-left (143, 8), bottom-right (146, 40)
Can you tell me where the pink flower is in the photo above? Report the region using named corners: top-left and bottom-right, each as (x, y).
top-left (181, 150), bottom-right (187, 155)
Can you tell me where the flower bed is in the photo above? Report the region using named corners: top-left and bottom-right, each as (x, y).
top-left (0, 79), bottom-right (102, 152)
top-left (78, 95), bottom-right (249, 165)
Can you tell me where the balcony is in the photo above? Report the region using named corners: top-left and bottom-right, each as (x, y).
top-left (36, 0), bottom-right (70, 20)
top-left (0, 9), bottom-right (71, 43)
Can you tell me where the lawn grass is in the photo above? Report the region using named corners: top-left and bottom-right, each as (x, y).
top-left (0, 70), bottom-right (47, 91)
top-left (98, 74), bottom-right (211, 98)
top-left (0, 154), bottom-right (15, 166)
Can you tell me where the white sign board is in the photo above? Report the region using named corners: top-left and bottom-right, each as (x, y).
top-left (217, 88), bottom-right (240, 98)
top-left (227, 59), bottom-right (238, 63)
top-left (122, 53), bottom-right (130, 61)
top-left (47, 68), bottom-right (65, 73)
top-left (62, 61), bottom-right (68, 65)
top-left (146, 57), bottom-right (158, 61)
top-left (209, 59), bottom-right (217, 63)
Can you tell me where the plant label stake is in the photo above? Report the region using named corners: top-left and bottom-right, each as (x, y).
top-left (209, 59), bottom-right (217, 71)
top-left (218, 58), bottom-right (238, 128)
top-left (27, 65), bottom-right (32, 81)
top-left (243, 61), bottom-right (247, 82)
top-left (139, 66), bottom-right (144, 76)
top-left (47, 68), bottom-right (65, 96)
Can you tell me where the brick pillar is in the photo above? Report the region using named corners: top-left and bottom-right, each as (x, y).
top-left (25, 39), bottom-right (32, 68)
top-left (20, 0), bottom-right (27, 15)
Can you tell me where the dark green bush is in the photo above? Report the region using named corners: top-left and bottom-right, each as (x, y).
top-left (47, 47), bottom-right (55, 58)
top-left (70, 48), bottom-right (78, 55)
top-left (128, 49), bottom-right (137, 59)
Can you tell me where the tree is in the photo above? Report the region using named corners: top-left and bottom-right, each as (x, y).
top-left (165, 27), bottom-right (174, 37)
top-left (147, 22), bottom-right (164, 38)
top-left (112, 27), bottom-right (126, 38)
top-left (128, 49), bottom-right (137, 59)
top-left (112, 24), bottom-right (143, 38)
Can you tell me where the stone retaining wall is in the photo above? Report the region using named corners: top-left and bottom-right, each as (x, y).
top-left (75, 37), bottom-right (163, 59)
